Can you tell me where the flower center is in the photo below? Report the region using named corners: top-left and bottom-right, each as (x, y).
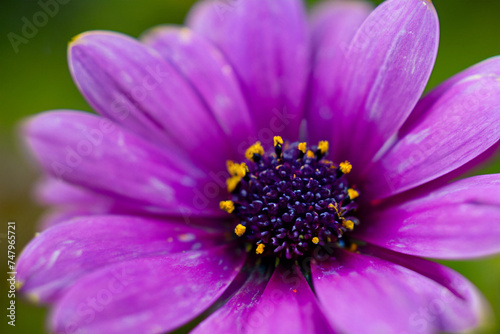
top-left (220, 137), bottom-right (360, 260)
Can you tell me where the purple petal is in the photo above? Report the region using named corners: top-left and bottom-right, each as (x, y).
top-left (17, 215), bottom-right (226, 303)
top-left (356, 174), bottom-right (500, 259)
top-left (191, 267), bottom-right (270, 334)
top-left (34, 178), bottom-right (123, 229)
top-left (142, 26), bottom-right (257, 157)
top-left (401, 56), bottom-right (500, 135)
top-left (194, 263), bottom-right (334, 334)
top-left (69, 31), bottom-right (234, 171)
top-left (23, 111), bottom-right (226, 217)
top-left (324, 0), bottom-right (439, 170)
top-left (312, 247), bottom-right (488, 333)
top-left (37, 207), bottom-right (99, 230)
top-left (364, 69), bottom-right (500, 200)
top-left (387, 57), bottom-right (500, 187)
top-left (34, 178), bottom-right (99, 206)
top-left (187, 0), bottom-right (309, 142)
top-left (251, 263), bottom-right (335, 333)
top-left (306, 1), bottom-right (372, 145)
top-left (50, 245), bottom-right (245, 334)
top-left (363, 245), bottom-right (490, 332)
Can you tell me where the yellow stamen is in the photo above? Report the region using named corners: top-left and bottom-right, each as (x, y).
top-left (348, 188), bottom-right (359, 200)
top-left (226, 160), bottom-right (236, 173)
top-left (349, 243), bottom-right (358, 252)
top-left (318, 140), bottom-right (329, 154)
top-left (245, 142), bottom-right (264, 161)
top-left (240, 162), bottom-right (249, 175)
top-left (298, 142), bottom-right (307, 154)
top-left (226, 176), bottom-right (241, 193)
top-left (227, 160), bottom-right (248, 178)
top-left (328, 203), bottom-right (335, 209)
top-left (234, 224), bottom-right (246, 237)
top-left (312, 237), bottom-right (319, 244)
top-left (339, 160), bottom-right (352, 174)
top-left (256, 243), bottom-right (265, 254)
top-left (306, 150), bottom-right (315, 158)
top-left (343, 220), bottom-right (355, 230)
top-left (273, 136), bottom-right (283, 147)
top-left (219, 200), bottom-right (235, 214)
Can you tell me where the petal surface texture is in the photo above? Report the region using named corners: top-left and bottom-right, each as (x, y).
top-left (365, 58), bottom-right (500, 199)
top-left (51, 245), bottom-right (245, 334)
top-left (312, 247), bottom-right (488, 334)
top-left (17, 215), bottom-right (225, 302)
top-left (356, 175), bottom-right (500, 259)
top-left (188, 0), bottom-right (309, 141)
top-left (69, 31), bottom-right (233, 171)
top-left (23, 111), bottom-right (226, 217)
top-left (195, 263), bottom-right (334, 334)
top-left (318, 0), bottom-right (439, 169)
top-left (307, 1), bottom-right (373, 145)
top-left (142, 26), bottom-right (257, 156)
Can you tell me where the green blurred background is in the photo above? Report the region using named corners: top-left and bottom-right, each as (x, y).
top-left (1, 0), bottom-right (500, 333)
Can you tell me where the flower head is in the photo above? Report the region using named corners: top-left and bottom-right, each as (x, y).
top-left (16, 0), bottom-right (500, 333)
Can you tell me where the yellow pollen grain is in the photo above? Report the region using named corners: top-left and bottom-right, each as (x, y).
top-left (298, 142), bottom-right (307, 154)
top-left (234, 224), bottom-right (246, 237)
top-left (245, 142), bottom-right (264, 161)
top-left (349, 243), bottom-right (358, 252)
top-left (312, 237), bottom-right (319, 244)
top-left (339, 160), bottom-right (352, 174)
top-left (318, 140), bottom-right (329, 154)
top-left (256, 243), bottom-right (265, 255)
top-left (306, 150), bottom-right (315, 158)
top-left (219, 200), bottom-right (235, 214)
top-left (328, 203), bottom-right (335, 209)
top-left (226, 160), bottom-right (236, 173)
top-left (348, 188), bottom-right (359, 200)
top-left (239, 163), bottom-right (249, 176)
top-left (343, 220), bottom-right (355, 230)
top-left (226, 160), bottom-right (248, 178)
top-left (273, 136), bottom-right (283, 147)
top-left (226, 176), bottom-right (241, 193)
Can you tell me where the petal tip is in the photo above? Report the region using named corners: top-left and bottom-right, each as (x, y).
top-left (68, 32), bottom-right (86, 47)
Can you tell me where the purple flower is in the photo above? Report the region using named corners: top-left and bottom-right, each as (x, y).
top-left (17, 0), bottom-right (500, 333)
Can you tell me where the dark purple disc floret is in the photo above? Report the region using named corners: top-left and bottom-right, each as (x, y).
top-left (220, 138), bottom-right (360, 259)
